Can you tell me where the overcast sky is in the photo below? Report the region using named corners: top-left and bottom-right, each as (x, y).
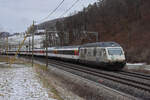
top-left (0, 0), bottom-right (98, 33)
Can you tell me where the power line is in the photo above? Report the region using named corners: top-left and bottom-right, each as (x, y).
top-left (36, 0), bottom-right (65, 23)
top-left (59, 0), bottom-right (80, 18)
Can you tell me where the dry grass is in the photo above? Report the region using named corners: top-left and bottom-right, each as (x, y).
top-left (0, 93), bottom-right (4, 97)
top-left (34, 63), bottom-right (48, 71)
top-left (0, 56), bottom-right (9, 62)
top-left (34, 64), bottom-right (106, 100)
top-left (34, 64), bottom-right (63, 100)
top-left (0, 56), bottom-right (26, 66)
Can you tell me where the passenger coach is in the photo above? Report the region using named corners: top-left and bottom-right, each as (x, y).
top-left (6, 42), bottom-right (126, 70)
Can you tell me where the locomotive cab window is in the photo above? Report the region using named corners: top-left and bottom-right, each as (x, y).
top-left (108, 48), bottom-right (123, 55)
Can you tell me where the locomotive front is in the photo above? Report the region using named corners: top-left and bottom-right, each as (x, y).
top-left (105, 47), bottom-right (126, 68)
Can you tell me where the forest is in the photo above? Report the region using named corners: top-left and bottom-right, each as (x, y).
top-left (55, 0), bottom-right (150, 63)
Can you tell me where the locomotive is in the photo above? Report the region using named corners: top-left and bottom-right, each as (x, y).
top-left (5, 42), bottom-right (126, 70)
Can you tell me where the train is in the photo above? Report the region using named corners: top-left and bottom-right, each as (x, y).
top-left (4, 42), bottom-right (126, 70)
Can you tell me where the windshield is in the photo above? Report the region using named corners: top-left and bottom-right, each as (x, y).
top-left (108, 48), bottom-right (123, 55)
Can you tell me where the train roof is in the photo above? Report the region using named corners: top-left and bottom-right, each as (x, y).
top-left (48, 46), bottom-right (80, 50)
top-left (48, 47), bottom-right (57, 50)
top-left (47, 42), bottom-right (121, 50)
top-left (80, 42), bottom-right (121, 48)
top-left (55, 45), bottom-right (79, 49)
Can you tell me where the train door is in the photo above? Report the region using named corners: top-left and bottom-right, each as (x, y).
top-left (96, 48), bottom-right (101, 62)
top-left (101, 48), bottom-right (107, 62)
top-left (79, 48), bottom-right (85, 59)
top-left (93, 47), bottom-right (97, 61)
top-left (86, 48), bottom-right (94, 61)
top-left (96, 48), bottom-right (106, 63)
top-left (79, 48), bottom-right (86, 63)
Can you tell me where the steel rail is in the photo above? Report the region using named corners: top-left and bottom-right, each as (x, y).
top-left (48, 60), bottom-right (150, 92)
top-left (118, 71), bottom-right (150, 80)
top-left (29, 57), bottom-right (139, 100)
top-left (121, 70), bottom-right (150, 78)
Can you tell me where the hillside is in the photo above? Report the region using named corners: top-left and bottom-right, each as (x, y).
top-left (40, 0), bottom-right (150, 63)
top-left (0, 32), bottom-right (10, 39)
top-left (38, 18), bottom-right (64, 31)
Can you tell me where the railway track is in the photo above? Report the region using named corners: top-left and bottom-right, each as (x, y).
top-left (20, 56), bottom-right (150, 99)
top-left (27, 56), bottom-right (150, 93)
top-left (47, 59), bottom-right (150, 93)
top-left (119, 71), bottom-right (150, 80)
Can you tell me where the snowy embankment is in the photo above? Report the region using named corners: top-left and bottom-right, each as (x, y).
top-left (0, 61), bottom-right (58, 100)
top-left (126, 62), bottom-right (150, 71)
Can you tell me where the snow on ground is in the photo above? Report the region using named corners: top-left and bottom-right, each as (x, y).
top-left (0, 63), bottom-right (57, 100)
top-left (126, 63), bottom-right (146, 66)
top-left (126, 62), bottom-right (150, 70)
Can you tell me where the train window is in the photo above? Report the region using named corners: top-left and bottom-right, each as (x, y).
top-left (88, 51), bottom-right (92, 56)
top-left (59, 50), bottom-right (74, 55)
top-left (48, 51), bottom-right (53, 53)
top-left (55, 49), bottom-right (78, 55)
top-left (108, 48), bottom-right (122, 55)
top-left (59, 50), bottom-right (64, 54)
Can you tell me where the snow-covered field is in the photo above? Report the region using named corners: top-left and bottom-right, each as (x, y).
top-left (126, 63), bottom-right (146, 66)
top-left (126, 63), bottom-right (150, 69)
top-left (0, 63), bottom-right (57, 100)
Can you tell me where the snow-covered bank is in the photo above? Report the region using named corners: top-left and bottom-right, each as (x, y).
top-left (125, 62), bottom-right (150, 74)
top-left (126, 63), bottom-right (150, 70)
top-left (126, 63), bottom-right (146, 66)
top-left (0, 61), bottom-right (58, 100)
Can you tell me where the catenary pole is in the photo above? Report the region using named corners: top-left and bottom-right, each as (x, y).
top-left (46, 30), bottom-right (48, 68)
top-left (32, 21), bottom-right (35, 67)
top-left (6, 36), bottom-right (9, 63)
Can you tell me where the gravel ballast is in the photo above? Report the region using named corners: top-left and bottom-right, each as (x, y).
top-left (33, 59), bottom-right (138, 100)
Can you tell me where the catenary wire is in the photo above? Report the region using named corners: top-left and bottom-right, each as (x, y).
top-left (36, 0), bottom-right (65, 23)
top-left (59, 0), bottom-right (80, 18)
top-left (36, 0), bottom-right (97, 23)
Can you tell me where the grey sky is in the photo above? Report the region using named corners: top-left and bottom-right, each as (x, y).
top-left (0, 0), bottom-right (98, 33)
